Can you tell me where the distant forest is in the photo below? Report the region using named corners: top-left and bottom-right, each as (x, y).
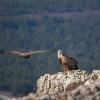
top-left (0, 0), bottom-right (100, 15)
top-left (0, 0), bottom-right (100, 96)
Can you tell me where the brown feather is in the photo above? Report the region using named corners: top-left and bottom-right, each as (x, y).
top-left (0, 49), bottom-right (53, 58)
top-left (60, 53), bottom-right (78, 70)
top-left (59, 58), bottom-right (62, 64)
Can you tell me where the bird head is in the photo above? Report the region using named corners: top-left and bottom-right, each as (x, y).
top-left (57, 50), bottom-right (63, 58)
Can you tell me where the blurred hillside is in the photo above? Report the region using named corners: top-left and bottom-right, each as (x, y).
top-left (0, 0), bottom-right (100, 96)
top-left (0, 0), bottom-right (100, 15)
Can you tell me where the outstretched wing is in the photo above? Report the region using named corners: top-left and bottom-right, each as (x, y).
top-left (25, 48), bottom-right (57, 55)
top-left (0, 48), bottom-right (56, 59)
top-left (0, 50), bottom-right (29, 58)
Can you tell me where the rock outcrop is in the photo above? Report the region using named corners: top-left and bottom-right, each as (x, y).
top-left (37, 70), bottom-right (89, 94)
top-left (68, 82), bottom-right (100, 100)
top-left (12, 70), bottom-right (100, 100)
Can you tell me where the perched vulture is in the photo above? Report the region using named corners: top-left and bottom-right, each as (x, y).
top-left (57, 50), bottom-right (78, 74)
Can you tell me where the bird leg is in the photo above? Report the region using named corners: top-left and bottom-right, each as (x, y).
top-left (63, 67), bottom-right (67, 75)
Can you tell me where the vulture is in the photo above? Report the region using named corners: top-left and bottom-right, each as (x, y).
top-left (0, 48), bottom-right (78, 74)
top-left (57, 50), bottom-right (78, 74)
top-left (0, 49), bottom-right (55, 59)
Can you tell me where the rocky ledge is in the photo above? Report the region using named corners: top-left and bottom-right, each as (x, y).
top-left (13, 70), bottom-right (100, 100)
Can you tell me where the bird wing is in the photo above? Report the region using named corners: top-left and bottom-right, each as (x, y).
top-left (64, 55), bottom-right (78, 68)
top-left (68, 56), bottom-right (78, 64)
top-left (25, 50), bottom-right (50, 55)
top-left (0, 50), bottom-right (26, 56)
top-left (62, 54), bottom-right (77, 65)
top-left (0, 48), bottom-right (56, 58)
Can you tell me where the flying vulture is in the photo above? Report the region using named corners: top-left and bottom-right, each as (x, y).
top-left (57, 50), bottom-right (78, 74)
top-left (0, 49), bottom-right (55, 59)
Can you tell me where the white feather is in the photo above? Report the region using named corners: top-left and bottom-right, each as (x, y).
top-left (57, 50), bottom-right (63, 59)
